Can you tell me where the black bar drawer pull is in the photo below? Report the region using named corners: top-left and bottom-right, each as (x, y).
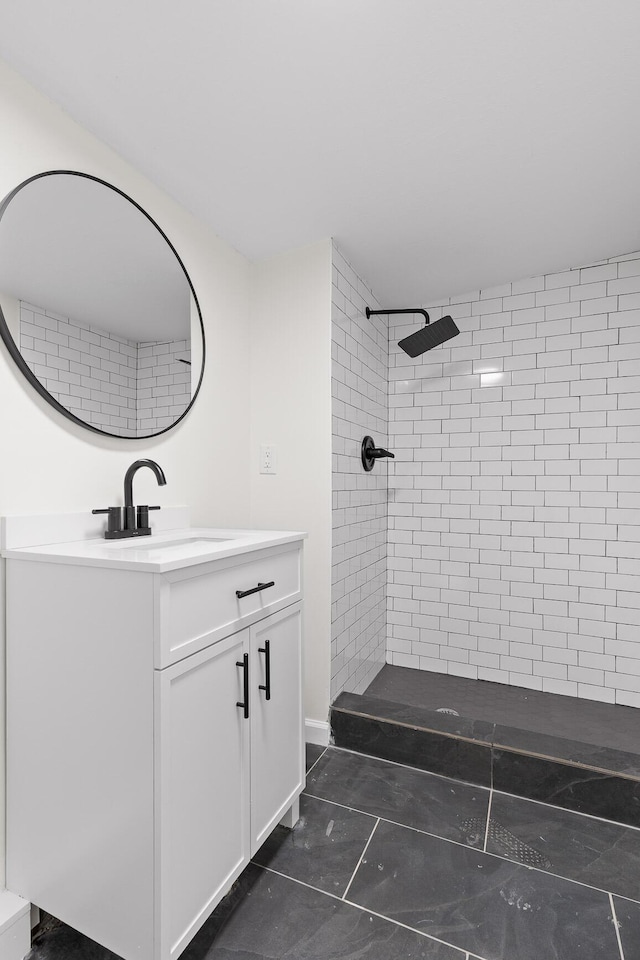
top-left (236, 653), bottom-right (249, 719)
top-left (235, 580), bottom-right (275, 600)
top-left (258, 638), bottom-right (271, 700)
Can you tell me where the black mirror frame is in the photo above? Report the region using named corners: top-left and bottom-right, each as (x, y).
top-left (0, 169), bottom-right (206, 439)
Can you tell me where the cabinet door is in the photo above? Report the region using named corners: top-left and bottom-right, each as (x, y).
top-left (156, 631), bottom-right (251, 960)
top-left (250, 603), bottom-right (304, 852)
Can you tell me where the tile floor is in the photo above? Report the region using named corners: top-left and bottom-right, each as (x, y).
top-left (28, 744), bottom-right (640, 960)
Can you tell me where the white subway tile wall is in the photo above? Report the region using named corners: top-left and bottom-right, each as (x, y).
top-left (388, 251), bottom-right (640, 708)
top-left (137, 338), bottom-right (191, 435)
top-left (331, 244), bottom-right (388, 699)
top-left (20, 303), bottom-right (190, 436)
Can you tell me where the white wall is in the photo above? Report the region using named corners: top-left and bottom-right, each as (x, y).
top-left (249, 241), bottom-right (333, 727)
top-left (331, 245), bottom-right (388, 699)
top-left (0, 61), bottom-right (253, 888)
top-left (388, 252), bottom-right (640, 708)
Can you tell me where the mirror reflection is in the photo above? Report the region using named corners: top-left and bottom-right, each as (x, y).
top-left (0, 171), bottom-right (204, 438)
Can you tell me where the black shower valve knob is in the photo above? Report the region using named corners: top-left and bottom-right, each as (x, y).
top-left (361, 435), bottom-right (395, 471)
top-left (370, 445), bottom-right (394, 459)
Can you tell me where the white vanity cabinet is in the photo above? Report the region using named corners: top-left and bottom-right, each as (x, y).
top-left (5, 528), bottom-right (304, 960)
top-left (158, 602), bottom-right (303, 959)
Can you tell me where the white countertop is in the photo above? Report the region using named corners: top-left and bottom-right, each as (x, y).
top-left (1, 518), bottom-right (305, 573)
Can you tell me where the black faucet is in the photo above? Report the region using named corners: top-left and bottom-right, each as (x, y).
top-left (123, 459), bottom-right (167, 532)
top-left (93, 459), bottom-right (167, 539)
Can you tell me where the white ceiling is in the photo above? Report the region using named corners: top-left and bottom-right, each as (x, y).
top-left (1, 1), bottom-right (640, 305)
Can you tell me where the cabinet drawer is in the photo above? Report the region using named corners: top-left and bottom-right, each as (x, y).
top-left (155, 544), bottom-right (301, 667)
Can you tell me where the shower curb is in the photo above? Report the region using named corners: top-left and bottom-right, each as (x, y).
top-left (331, 691), bottom-right (640, 828)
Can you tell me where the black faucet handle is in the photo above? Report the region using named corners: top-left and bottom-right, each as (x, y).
top-left (136, 504), bottom-right (162, 530)
top-left (92, 506), bottom-right (124, 536)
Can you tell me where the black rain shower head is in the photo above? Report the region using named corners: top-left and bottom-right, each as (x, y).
top-left (398, 314), bottom-right (459, 357)
top-left (366, 307), bottom-right (460, 357)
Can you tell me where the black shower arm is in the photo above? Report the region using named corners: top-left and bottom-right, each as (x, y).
top-left (366, 307), bottom-right (430, 325)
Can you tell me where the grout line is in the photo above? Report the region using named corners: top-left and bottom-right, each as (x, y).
top-left (610, 890), bottom-right (640, 907)
top-left (342, 818), bottom-right (380, 901)
top-left (610, 893), bottom-right (626, 960)
top-left (492, 784), bottom-right (640, 833)
top-left (258, 865), bottom-right (343, 902)
top-left (304, 791), bottom-right (481, 853)
top-left (305, 746), bottom-right (328, 777)
top-left (334, 707), bottom-right (640, 783)
top-left (331, 705), bottom-right (493, 749)
top-left (261, 862), bottom-right (470, 956)
top-left (341, 894), bottom-right (471, 956)
top-left (490, 730), bottom-right (495, 793)
top-left (330, 742), bottom-right (640, 834)
top-left (302, 790), bottom-right (640, 906)
top-left (490, 742), bottom-right (640, 784)
top-left (327, 743), bottom-right (491, 794)
top-left (482, 788), bottom-right (493, 854)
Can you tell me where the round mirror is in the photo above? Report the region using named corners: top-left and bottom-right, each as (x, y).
top-left (0, 170), bottom-right (205, 438)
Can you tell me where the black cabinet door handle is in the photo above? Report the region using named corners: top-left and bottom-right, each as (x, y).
top-left (258, 638), bottom-right (271, 701)
top-left (236, 653), bottom-right (249, 719)
top-left (235, 580), bottom-right (275, 600)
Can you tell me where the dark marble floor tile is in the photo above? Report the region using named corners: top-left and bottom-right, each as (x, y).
top-left (347, 820), bottom-right (620, 960)
top-left (494, 724), bottom-right (640, 779)
top-left (252, 794), bottom-right (376, 896)
top-left (365, 664), bottom-right (640, 755)
top-left (305, 742), bottom-right (325, 772)
top-left (335, 691), bottom-right (495, 744)
top-left (332, 706), bottom-right (492, 787)
top-left (493, 748), bottom-right (640, 828)
top-left (613, 896), bottom-right (640, 959)
top-left (183, 863), bottom-right (465, 960)
top-left (27, 915), bottom-right (122, 960)
top-left (488, 791), bottom-right (640, 900)
top-left (305, 746), bottom-right (489, 847)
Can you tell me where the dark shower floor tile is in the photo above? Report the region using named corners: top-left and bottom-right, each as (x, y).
top-left (252, 794), bottom-right (376, 896)
top-left (183, 864), bottom-right (465, 960)
top-left (26, 741), bottom-right (640, 960)
top-left (487, 791), bottom-right (640, 901)
top-left (305, 746), bottom-right (489, 846)
top-left (365, 664), bottom-right (640, 755)
top-left (346, 819), bottom-right (621, 960)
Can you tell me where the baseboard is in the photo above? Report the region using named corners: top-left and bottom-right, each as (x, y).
top-left (0, 891), bottom-right (30, 960)
top-left (305, 718), bottom-right (330, 746)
